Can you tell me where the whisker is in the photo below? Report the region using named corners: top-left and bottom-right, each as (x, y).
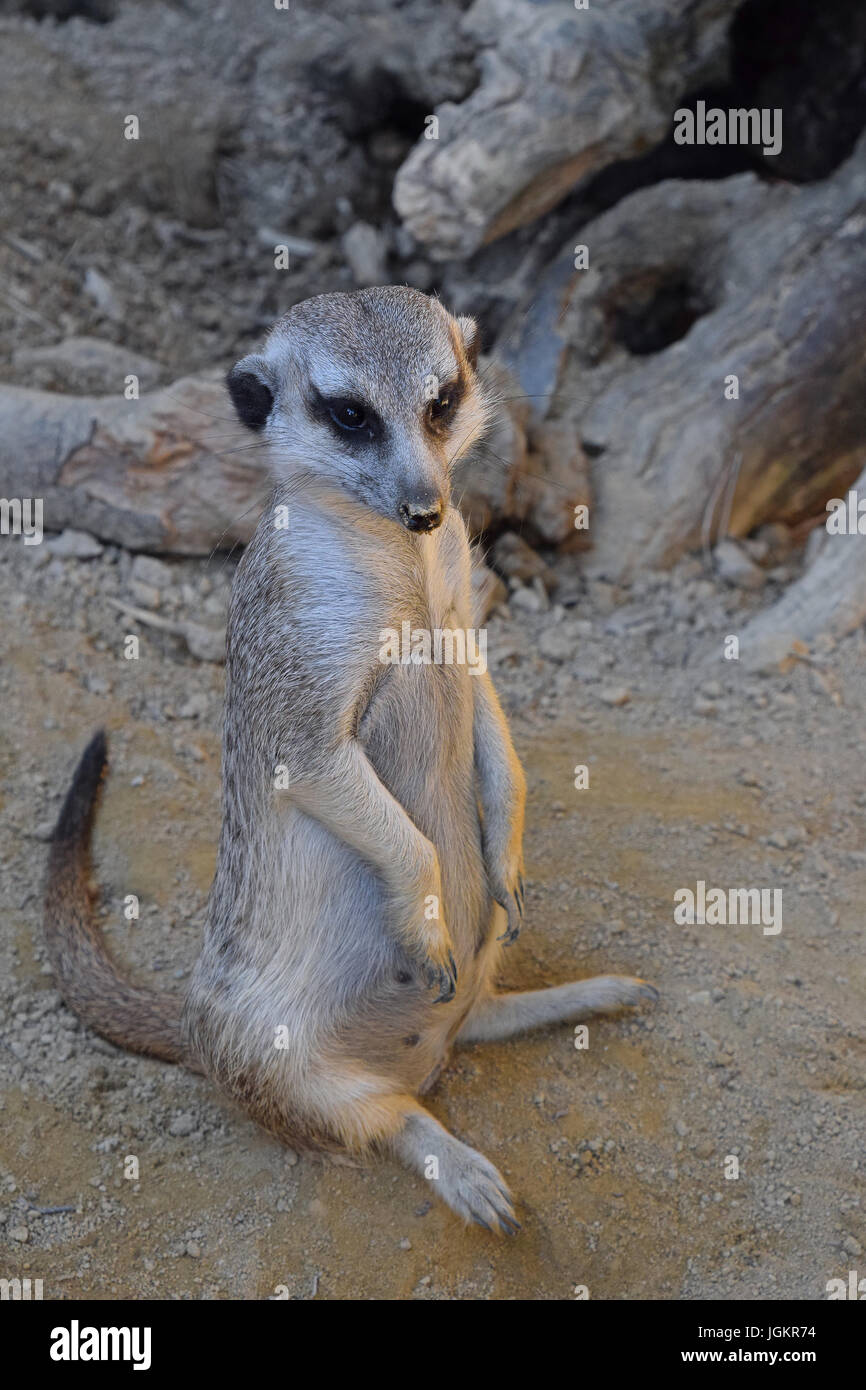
top-left (470, 440), bottom-right (581, 499)
top-left (157, 390), bottom-right (240, 425)
top-left (204, 490), bottom-right (273, 569)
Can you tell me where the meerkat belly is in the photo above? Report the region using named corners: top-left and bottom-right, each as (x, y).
top-left (350, 655), bottom-right (493, 1083)
top-left (361, 658), bottom-right (486, 925)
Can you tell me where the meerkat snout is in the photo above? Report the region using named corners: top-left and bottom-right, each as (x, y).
top-left (225, 287), bottom-right (489, 528)
top-left (398, 493), bottom-right (444, 532)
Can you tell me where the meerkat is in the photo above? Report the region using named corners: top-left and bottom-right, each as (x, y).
top-left (44, 286), bottom-right (657, 1233)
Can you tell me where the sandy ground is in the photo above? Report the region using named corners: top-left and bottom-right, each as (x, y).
top-left (1, 536), bottom-right (864, 1300)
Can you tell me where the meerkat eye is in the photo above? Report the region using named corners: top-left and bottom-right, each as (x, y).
top-left (426, 382), bottom-right (462, 429)
top-left (327, 398), bottom-right (368, 431)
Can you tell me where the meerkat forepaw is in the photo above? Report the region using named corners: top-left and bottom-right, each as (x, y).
top-left (491, 859), bottom-right (525, 945)
top-left (421, 946), bottom-right (458, 1003)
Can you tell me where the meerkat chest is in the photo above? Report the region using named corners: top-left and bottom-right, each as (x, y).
top-left (375, 532), bottom-right (477, 671)
top-left (416, 541), bottom-right (461, 629)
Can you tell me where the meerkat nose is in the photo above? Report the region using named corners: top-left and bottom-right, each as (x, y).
top-left (399, 498), bottom-right (444, 532)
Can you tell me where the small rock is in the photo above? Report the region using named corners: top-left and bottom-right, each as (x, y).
top-left (45, 529), bottom-right (103, 559)
top-left (129, 581), bottom-right (161, 610)
top-left (492, 532), bottom-right (557, 592)
top-left (342, 222), bottom-right (388, 286)
top-left (169, 1112), bottom-right (196, 1137)
top-left (9, 1225), bottom-right (30, 1243)
top-left (83, 268), bottom-right (122, 321)
top-left (510, 583), bottom-right (544, 614)
top-left (182, 622), bottom-right (225, 663)
top-left (714, 540), bottom-right (766, 589)
top-left (539, 625), bottom-right (581, 662)
top-left (597, 686), bottom-right (631, 707)
top-left (130, 554), bottom-right (174, 590)
top-left (178, 693), bottom-right (209, 719)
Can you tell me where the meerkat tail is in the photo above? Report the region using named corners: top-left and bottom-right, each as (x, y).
top-left (43, 730), bottom-right (192, 1067)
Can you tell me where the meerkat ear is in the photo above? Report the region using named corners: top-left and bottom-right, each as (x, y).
top-left (226, 354), bottom-right (275, 433)
top-left (457, 315), bottom-right (480, 371)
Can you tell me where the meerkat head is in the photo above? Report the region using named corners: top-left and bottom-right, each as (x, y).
top-left (226, 286), bottom-right (489, 532)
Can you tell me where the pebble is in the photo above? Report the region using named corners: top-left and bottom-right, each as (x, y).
top-left (597, 686), bottom-right (631, 707)
top-left (130, 554), bottom-right (174, 590)
top-left (129, 581), bottom-right (161, 610)
top-left (83, 268), bottom-right (123, 321)
top-left (714, 540), bottom-right (765, 589)
top-left (342, 222), bottom-right (388, 286)
top-left (178, 693), bottom-right (209, 719)
top-left (45, 529), bottom-right (103, 559)
top-left (539, 626), bottom-right (578, 662)
top-left (510, 583), bottom-right (544, 614)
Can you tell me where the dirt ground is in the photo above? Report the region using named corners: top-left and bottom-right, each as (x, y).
top-left (1, 535), bottom-right (864, 1300)
top-left (1, 0), bottom-right (864, 1307)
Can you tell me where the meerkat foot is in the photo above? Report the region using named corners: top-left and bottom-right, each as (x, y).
top-left (456, 975), bottom-right (658, 1043)
top-left (390, 1108), bottom-right (519, 1234)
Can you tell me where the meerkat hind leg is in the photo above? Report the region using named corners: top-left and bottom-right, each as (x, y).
top-left (456, 975), bottom-right (658, 1044)
top-left (389, 1106), bottom-right (519, 1234)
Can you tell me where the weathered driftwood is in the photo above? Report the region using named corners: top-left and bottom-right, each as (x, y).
top-left (738, 462), bottom-right (866, 671)
top-left (0, 372), bottom-right (267, 554)
top-left (500, 135), bottom-right (866, 580)
top-left (393, 0), bottom-right (738, 259)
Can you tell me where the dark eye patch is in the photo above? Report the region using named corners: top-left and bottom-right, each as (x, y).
top-left (328, 399), bottom-right (367, 430)
top-left (308, 388), bottom-right (381, 442)
top-left (425, 377), bottom-right (464, 432)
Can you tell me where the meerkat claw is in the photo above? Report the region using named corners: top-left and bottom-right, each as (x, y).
top-left (424, 950), bottom-right (458, 1003)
